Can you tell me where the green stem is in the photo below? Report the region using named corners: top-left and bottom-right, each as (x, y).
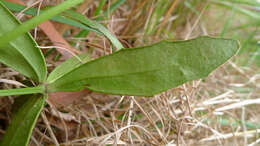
top-left (0, 85), bottom-right (44, 97)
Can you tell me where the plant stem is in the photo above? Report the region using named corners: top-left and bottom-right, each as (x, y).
top-left (0, 85), bottom-right (44, 97)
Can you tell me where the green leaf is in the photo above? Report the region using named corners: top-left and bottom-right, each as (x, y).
top-left (47, 36), bottom-right (239, 96)
top-left (0, 95), bottom-right (46, 146)
top-left (0, 0), bottom-right (84, 48)
top-left (0, 85), bottom-right (44, 97)
top-left (47, 53), bottom-right (91, 83)
top-left (1, 1), bottom-right (122, 50)
top-left (1, 1), bottom-right (101, 34)
top-left (0, 2), bottom-right (46, 82)
top-left (62, 10), bottom-right (124, 50)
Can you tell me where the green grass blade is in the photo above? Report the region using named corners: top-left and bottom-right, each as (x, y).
top-left (47, 36), bottom-right (239, 96)
top-left (220, 6), bottom-right (235, 37)
top-left (146, 0), bottom-right (172, 34)
top-left (218, 117), bottom-right (260, 129)
top-left (0, 95), bottom-right (46, 146)
top-left (212, 0), bottom-right (260, 20)
top-left (0, 0), bottom-right (84, 48)
top-left (204, 116), bottom-right (260, 129)
top-left (103, 0), bottom-right (126, 18)
top-left (0, 85), bottom-right (44, 97)
top-left (94, 0), bottom-right (107, 16)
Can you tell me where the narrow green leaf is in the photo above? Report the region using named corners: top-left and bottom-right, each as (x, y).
top-left (0, 95), bottom-right (46, 146)
top-left (1, 1), bottom-right (100, 34)
top-left (47, 53), bottom-right (91, 83)
top-left (0, 2), bottom-right (46, 82)
top-left (0, 85), bottom-right (44, 97)
top-left (62, 10), bottom-right (124, 50)
top-left (47, 36), bottom-right (239, 96)
top-left (1, 1), bottom-right (121, 45)
top-left (0, 0), bottom-right (84, 48)
top-left (0, 0), bottom-right (36, 14)
top-left (52, 14), bottom-right (101, 34)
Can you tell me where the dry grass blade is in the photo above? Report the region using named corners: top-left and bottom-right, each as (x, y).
top-left (200, 129), bottom-right (260, 142)
top-left (41, 111), bottom-right (59, 146)
top-left (0, 79), bottom-right (26, 87)
top-left (215, 98), bottom-right (260, 111)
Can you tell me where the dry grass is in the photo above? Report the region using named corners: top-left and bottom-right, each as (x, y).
top-left (0, 0), bottom-right (259, 146)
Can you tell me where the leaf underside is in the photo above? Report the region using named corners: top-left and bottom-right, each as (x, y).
top-left (0, 95), bottom-right (46, 146)
top-left (0, 2), bottom-right (46, 82)
top-left (48, 36), bottom-right (239, 96)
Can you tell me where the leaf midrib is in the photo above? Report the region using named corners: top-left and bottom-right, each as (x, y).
top-left (6, 97), bottom-right (43, 146)
top-left (50, 63), bottom-right (208, 89)
top-left (10, 41), bottom-right (40, 81)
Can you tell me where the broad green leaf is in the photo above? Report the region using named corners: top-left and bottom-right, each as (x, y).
top-left (47, 36), bottom-right (239, 96)
top-left (47, 53), bottom-right (91, 83)
top-left (0, 85), bottom-right (44, 97)
top-left (0, 2), bottom-right (46, 82)
top-left (0, 95), bottom-right (46, 146)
